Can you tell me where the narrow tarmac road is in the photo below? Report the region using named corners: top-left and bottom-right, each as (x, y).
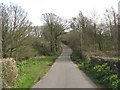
top-left (32, 44), bottom-right (97, 88)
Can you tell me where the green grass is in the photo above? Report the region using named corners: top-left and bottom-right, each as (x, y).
top-left (32, 49), bottom-right (39, 55)
top-left (12, 55), bottom-right (60, 88)
top-left (112, 57), bottom-right (120, 60)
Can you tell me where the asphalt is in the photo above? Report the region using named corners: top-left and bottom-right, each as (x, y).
top-left (32, 44), bottom-right (97, 88)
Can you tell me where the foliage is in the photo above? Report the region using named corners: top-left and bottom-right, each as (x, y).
top-left (108, 75), bottom-right (120, 90)
top-left (12, 55), bottom-right (59, 88)
top-left (42, 13), bottom-right (67, 53)
top-left (63, 8), bottom-right (118, 58)
top-left (2, 58), bottom-right (19, 87)
top-left (1, 3), bottom-right (32, 60)
top-left (11, 47), bottom-right (61, 88)
top-left (63, 8), bottom-right (119, 89)
top-left (71, 52), bottom-right (120, 90)
top-left (32, 38), bottom-right (51, 56)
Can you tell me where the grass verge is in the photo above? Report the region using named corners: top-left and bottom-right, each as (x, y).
top-left (12, 50), bottom-right (61, 88)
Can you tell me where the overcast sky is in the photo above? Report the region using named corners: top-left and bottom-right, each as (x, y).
top-left (0, 0), bottom-right (119, 26)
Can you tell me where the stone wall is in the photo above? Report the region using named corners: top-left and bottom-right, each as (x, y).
top-left (88, 56), bottom-right (120, 76)
top-left (2, 58), bottom-right (19, 88)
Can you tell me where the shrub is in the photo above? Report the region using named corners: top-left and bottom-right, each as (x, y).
top-left (32, 39), bottom-right (51, 56)
top-left (78, 62), bottom-right (84, 70)
top-left (16, 46), bottom-right (34, 60)
top-left (2, 58), bottom-right (19, 87)
top-left (108, 74), bottom-right (120, 90)
top-left (71, 52), bottom-right (120, 89)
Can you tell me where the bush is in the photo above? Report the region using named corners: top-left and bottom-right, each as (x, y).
top-left (108, 74), bottom-right (120, 90)
top-left (71, 52), bottom-right (120, 90)
top-left (32, 39), bottom-right (51, 56)
top-left (16, 46), bottom-right (34, 60)
top-left (2, 58), bottom-right (19, 87)
top-left (93, 64), bottom-right (111, 77)
top-left (71, 52), bottom-right (81, 63)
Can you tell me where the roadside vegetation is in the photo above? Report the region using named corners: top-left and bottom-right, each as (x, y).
top-left (1, 3), bottom-right (66, 88)
top-left (1, 3), bottom-right (67, 61)
top-left (12, 50), bottom-right (61, 88)
top-left (1, 2), bottom-right (119, 89)
top-left (62, 7), bottom-right (119, 90)
top-left (71, 52), bottom-right (120, 90)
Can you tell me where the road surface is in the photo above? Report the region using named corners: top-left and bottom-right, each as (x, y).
top-left (32, 44), bottom-right (97, 88)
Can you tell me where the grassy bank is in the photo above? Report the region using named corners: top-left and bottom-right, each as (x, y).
top-left (12, 50), bottom-right (61, 88)
top-left (71, 52), bottom-right (120, 90)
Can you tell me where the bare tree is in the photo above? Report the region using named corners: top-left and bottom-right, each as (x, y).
top-left (0, 4), bottom-right (9, 58)
top-left (1, 3), bottom-right (32, 60)
top-left (42, 13), bottom-right (67, 52)
top-left (90, 10), bottom-right (99, 50)
top-left (104, 7), bottom-right (118, 51)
